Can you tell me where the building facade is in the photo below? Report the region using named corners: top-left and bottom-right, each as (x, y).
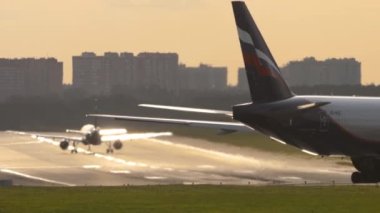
top-left (0, 58), bottom-right (63, 101)
top-left (73, 52), bottom-right (228, 96)
top-left (73, 52), bottom-right (135, 95)
top-left (135, 53), bottom-right (179, 91)
top-left (237, 57), bottom-right (361, 90)
top-left (281, 57), bottom-right (361, 87)
top-left (179, 64), bottom-right (228, 91)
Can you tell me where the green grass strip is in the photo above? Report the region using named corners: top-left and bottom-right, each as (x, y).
top-left (0, 185), bottom-right (379, 212)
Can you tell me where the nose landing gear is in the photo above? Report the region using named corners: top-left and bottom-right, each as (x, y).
top-left (106, 142), bottom-right (114, 154)
top-left (70, 141), bottom-right (78, 154)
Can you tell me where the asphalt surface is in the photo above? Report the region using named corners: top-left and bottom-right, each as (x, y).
top-left (0, 131), bottom-right (354, 186)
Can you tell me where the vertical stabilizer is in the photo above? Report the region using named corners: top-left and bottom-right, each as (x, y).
top-left (232, 1), bottom-right (293, 103)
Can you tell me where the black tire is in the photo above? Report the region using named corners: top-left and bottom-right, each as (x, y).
top-left (351, 171), bottom-right (380, 183)
top-left (351, 172), bottom-right (362, 183)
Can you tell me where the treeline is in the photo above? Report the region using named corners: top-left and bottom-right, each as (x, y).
top-left (0, 88), bottom-right (249, 131)
top-left (1, 84), bottom-right (380, 131)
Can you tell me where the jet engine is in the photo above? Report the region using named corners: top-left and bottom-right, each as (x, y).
top-left (113, 140), bottom-right (123, 150)
top-left (60, 140), bottom-right (70, 150)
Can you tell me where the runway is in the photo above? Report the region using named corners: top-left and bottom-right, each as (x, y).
top-left (0, 131), bottom-right (353, 186)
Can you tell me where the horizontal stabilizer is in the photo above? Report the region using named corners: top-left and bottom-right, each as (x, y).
top-left (87, 114), bottom-right (252, 133)
top-left (139, 104), bottom-right (232, 116)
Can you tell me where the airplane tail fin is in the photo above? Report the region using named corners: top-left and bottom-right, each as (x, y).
top-left (232, 1), bottom-right (293, 103)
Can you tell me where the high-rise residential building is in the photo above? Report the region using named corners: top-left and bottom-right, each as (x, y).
top-left (72, 52), bottom-right (135, 95)
top-left (237, 57), bottom-right (361, 89)
top-left (179, 64), bottom-right (227, 91)
top-left (281, 57), bottom-right (361, 86)
top-left (135, 52), bottom-right (179, 91)
top-left (0, 58), bottom-right (63, 101)
top-left (73, 51), bottom-right (228, 96)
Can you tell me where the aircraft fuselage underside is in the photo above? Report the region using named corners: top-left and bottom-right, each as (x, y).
top-left (234, 96), bottom-right (380, 183)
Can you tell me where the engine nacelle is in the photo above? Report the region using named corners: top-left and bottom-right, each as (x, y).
top-left (60, 140), bottom-right (70, 150)
top-left (113, 140), bottom-right (123, 150)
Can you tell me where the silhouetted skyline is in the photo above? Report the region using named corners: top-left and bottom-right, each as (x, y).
top-left (2, 1), bottom-right (380, 85)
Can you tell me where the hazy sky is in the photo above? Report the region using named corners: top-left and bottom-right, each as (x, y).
top-left (2, 0), bottom-right (380, 85)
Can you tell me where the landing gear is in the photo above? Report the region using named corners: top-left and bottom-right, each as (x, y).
top-left (105, 141), bottom-right (123, 154)
top-left (71, 141), bottom-right (78, 154)
top-left (106, 142), bottom-right (114, 154)
top-left (351, 172), bottom-right (380, 183)
top-left (113, 140), bottom-right (123, 150)
top-left (351, 157), bottom-right (380, 183)
top-left (60, 140), bottom-right (69, 150)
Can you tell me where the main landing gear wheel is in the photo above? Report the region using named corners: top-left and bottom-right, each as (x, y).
top-left (351, 157), bottom-right (380, 183)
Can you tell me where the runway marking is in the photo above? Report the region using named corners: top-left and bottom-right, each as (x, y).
top-left (144, 176), bottom-right (167, 180)
top-left (183, 182), bottom-right (200, 185)
top-left (36, 137), bottom-right (150, 168)
top-left (5, 131), bottom-right (28, 135)
top-left (148, 138), bottom-right (266, 167)
top-left (147, 139), bottom-right (350, 175)
top-left (278, 176), bottom-right (303, 180)
top-left (110, 170), bottom-right (131, 174)
top-left (82, 165), bottom-right (101, 169)
top-left (18, 133), bottom-right (350, 181)
top-left (0, 141), bottom-right (43, 146)
top-left (197, 165), bottom-right (216, 169)
top-left (0, 169), bottom-right (75, 187)
top-left (316, 169), bottom-right (351, 175)
top-left (235, 170), bottom-right (255, 174)
top-left (2, 166), bottom-right (78, 170)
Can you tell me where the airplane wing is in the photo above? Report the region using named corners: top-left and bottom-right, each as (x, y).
top-left (101, 132), bottom-right (173, 142)
top-left (34, 134), bottom-right (83, 142)
top-left (86, 114), bottom-right (252, 133)
top-left (139, 104), bottom-right (233, 116)
top-left (7, 131), bottom-right (83, 142)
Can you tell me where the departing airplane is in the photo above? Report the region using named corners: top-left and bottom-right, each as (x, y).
top-left (12, 124), bottom-right (172, 154)
top-left (88, 1), bottom-right (380, 183)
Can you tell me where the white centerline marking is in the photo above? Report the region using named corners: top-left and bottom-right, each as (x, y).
top-left (0, 169), bottom-right (75, 187)
top-left (197, 165), bottom-right (216, 169)
top-left (37, 137), bottom-right (150, 168)
top-left (110, 170), bottom-right (131, 174)
top-left (144, 176), bottom-right (167, 180)
top-left (278, 176), bottom-right (303, 180)
top-left (82, 165), bottom-right (101, 169)
top-left (0, 141), bottom-right (43, 146)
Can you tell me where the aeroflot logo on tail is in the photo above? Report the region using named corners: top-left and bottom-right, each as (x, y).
top-left (238, 27), bottom-right (280, 77)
